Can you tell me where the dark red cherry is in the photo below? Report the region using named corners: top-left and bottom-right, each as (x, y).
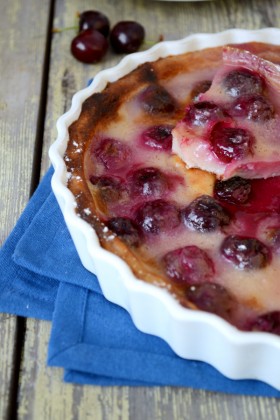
top-left (223, 68), bottom-right (264, 97)
top-left (89, 175), bottom-right (124, 202)
top-left (128, 167), bottom-right (168, 198)
top-left (184, 101), bottom-right (226, 127)
top-left (93, 138), bottom-right (131, 170)
top-left (185, 283), bottom-right (236, 319)
top-left (190, 80), bottom-right (212, 101)
top-left (221, 235), bottom-right (270, 269)
top-left (249, 311), bottom-right (280, 335)
top-left (110, 21), bottom-right (145, 54)
top-left (79, 10), bottom-right (110, 37)
top-left (210, 122), bottom-right (253, 163)
top-left (141, 125), bottom-right (173, 151)
top-left (139, 85), bottom-right (176, 114)
top-left (214, 177), bottom-right (252, 205)
top-left (135, 199), bottom-right (180, 234)
top-left (107, 217), bottom-right (141, 247)
top-left (71, 29), bottom-right (108, 63)
top-left (163, 246), bottom-right (215, 285)
top-left (181, 195), bottom-right (230, 233)
top-left (231, 94), bottom-right (274, 121)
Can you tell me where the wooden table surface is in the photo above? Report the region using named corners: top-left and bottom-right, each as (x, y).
top-left (1, 0), bottom-right (280, 418)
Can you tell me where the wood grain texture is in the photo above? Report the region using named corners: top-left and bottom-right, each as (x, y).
top-left (0, 315), bottom-right (17, 419)
top-left (0, 1), bottom-right (51, 417)
top-left (11, 0), bottom-right (280, 418)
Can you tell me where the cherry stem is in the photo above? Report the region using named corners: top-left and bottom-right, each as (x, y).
top-left (52, 25), bottom-right (78, 33)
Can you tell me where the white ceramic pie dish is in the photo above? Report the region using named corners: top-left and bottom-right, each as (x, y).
top-left (49, 28), bottom-right (280, 391)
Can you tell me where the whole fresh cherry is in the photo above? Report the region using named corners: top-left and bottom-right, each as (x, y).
top-left (79, 10), bottom-right (110, 37)
top-left (110, 21), bottom-right (145, 54)
top-left (71, 29), bottom-right (109, 63)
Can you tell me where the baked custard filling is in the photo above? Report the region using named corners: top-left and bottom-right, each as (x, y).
top-left (65, 42), bottom-right (280, 335)
top-left (172, 46), bottom-right (280, 179)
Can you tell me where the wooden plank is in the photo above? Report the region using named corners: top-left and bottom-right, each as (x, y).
top-left (17, 0), bottom-right (280, 418)
top-left (0, 315), bottom-right (17, 418)
top-left (0, 0), bottom-right (52, 417)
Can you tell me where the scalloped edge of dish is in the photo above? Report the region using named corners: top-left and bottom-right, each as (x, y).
top-left (49, 28), bottom-right (280, 390)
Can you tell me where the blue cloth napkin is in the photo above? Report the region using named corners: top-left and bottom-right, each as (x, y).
top-left (1, 167), bottom-right (280, 395)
